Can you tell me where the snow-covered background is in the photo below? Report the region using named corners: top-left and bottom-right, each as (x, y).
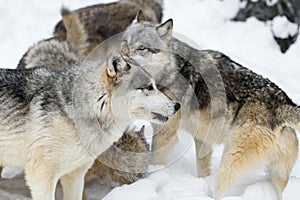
top-left (0, 0), bottom-right (299, 199)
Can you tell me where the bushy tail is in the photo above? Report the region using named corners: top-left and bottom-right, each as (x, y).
top-left (60, 7), bottom-right (90, 56)
top-left (53, 7), bottom-right (71, 41)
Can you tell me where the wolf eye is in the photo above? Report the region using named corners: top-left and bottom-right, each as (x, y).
top-left (137, 85), bottom-right (154, 91)
top-left (137, 45), bottom-right (146, 51)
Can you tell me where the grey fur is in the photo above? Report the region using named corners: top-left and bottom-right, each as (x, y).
top-left (15, 37), bottom-right (151, 187)
top-left (17, 38), bottom-right (80, 69)
top-left (53, 0), bottom-right (163, 56)
top-left (85, 126), bottom-right (149, 186)
top-left (2, 59), bottom-right (113, 157)
top-left (122, 18), bottom-right (300, 130)
top-left (0, 53), bottom-right (179, 199)
top-left (121, 15), bottom-right (299, 200)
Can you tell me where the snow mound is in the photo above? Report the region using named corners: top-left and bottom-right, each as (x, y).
top-left (103, 165), bottom-right (299, 200)
top-left (103, 168), bottom-right (213, 200)
top-left (271, 16), bottom-right (299, 38)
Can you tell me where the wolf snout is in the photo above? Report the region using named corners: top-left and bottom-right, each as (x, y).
top-left (168, 101), bottom-right (180, 115)
top-left (174, 102), bottom-right (181, 112)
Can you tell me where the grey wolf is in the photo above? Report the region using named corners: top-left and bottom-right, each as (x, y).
top-left (121, 11), bottom-right (299, 199)
top-left (53, 0), bottom-right (163, 57)
top-left (0, 52), bottom-right (180, 200)
top-left (85, 125), bottom-right (149, 185)
top-left (83, 126), bottom-right (149, 200)
top-left (16, 38), bottom-right (151, 189)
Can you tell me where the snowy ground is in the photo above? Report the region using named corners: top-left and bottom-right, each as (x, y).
top-left (0, 0), bottom-right (299, 199)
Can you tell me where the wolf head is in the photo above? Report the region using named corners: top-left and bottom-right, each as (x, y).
top-left (103, 53), bottom-right (180, 125)
top-left (121, 10), bottom-right (174, 73)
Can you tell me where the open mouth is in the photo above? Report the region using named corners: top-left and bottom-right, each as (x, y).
top-left (151, 112), bottom-right (169, 123)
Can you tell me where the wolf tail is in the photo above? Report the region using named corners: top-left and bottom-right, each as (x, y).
top-left (130, 0), bottom-right (164, 23)
top-left (60, 7), bottom-right (90, 56)
top-left (53, 7), bottom-right (70, 41)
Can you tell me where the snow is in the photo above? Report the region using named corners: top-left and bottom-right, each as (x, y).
top-left (2, 167), bottom-right (23, 179)
top-left (271, 16), bottom-right (299, 38)
top-left (266, 0), bottom-right (278, 6)
top-left (0, 0), bottom-right (300, 199)
top-left (104, 166), bottom-right (213, 200)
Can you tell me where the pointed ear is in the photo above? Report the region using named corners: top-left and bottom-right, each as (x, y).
top-left (106, 54), bottom-right (131, 83)
top-left (135, 125), bottom-right (146, 138)
top-left (139, 125), bottom-right (145, 134)
top-left (156, 19), bottom-right (173, 43)
top-left (133, 10), bottom-right (147, 24)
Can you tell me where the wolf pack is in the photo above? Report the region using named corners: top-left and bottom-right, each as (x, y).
top-left (0, 0), bottom-right (299, 200)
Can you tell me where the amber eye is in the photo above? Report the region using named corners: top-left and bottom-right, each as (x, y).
top-left (138, 45), bottom-right (146, 51)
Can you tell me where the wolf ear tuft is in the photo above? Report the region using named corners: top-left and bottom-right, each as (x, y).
top-left (106, 54), bottom-right (131, 81)
top-left (156, 19), bottom-right (173, 43)
top-left (107, 55), bottom-right (118, 78)
top-left (133, 10), bottom-right (148, 23)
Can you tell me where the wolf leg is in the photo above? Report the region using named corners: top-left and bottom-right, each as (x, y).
top-left (61, 162), bottom-right (93, 200)
top-left (268, 126), bottom-right (298, 200)
top-left (0, 166), bottom-right (2, 178)
top-left (25, 164), bottom-right (58, 200)
top-left (194, 139), bottom-right (212, 178)
top-left (215, 124), bottom-right (275, 199)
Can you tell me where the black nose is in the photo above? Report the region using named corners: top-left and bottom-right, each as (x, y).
top-left (174, 102), bottom-right (181, 111)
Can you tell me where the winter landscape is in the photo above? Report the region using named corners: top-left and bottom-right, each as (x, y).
top-left (0, 0), bottom-right (300, 199)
